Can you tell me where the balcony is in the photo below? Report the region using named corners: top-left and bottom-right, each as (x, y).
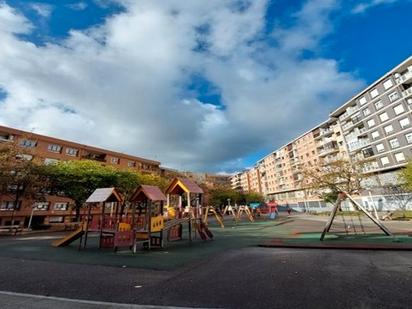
top-left (361, 162), bottom-right (380, 173)
top-left (318, 141), bottom-right (339, 157)
top-left (402, 87), bottom-right (412, 99)
top-left (396, 71), bottom-right (412, 84)
top-left (81, 152), bottom-right (107, 162)
top-left (347, 139), bottom-right (371, 152)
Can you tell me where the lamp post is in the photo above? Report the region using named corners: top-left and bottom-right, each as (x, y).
top-left (27, 206), bottom-right (37, 231)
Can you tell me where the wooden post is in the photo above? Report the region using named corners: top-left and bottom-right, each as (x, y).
top-left (83, 203), bottom-right (92, 249)
top-left (99, 202), bottom-right (104, 248)
top-left (148, 200), bottom-right (152, 250)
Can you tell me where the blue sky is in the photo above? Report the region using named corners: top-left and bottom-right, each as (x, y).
top-left (0, 0), bottom-right (411, 172)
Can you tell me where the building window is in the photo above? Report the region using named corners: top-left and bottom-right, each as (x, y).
top-left (389, 138), bottom-right (400, 149)
top-left (399, 117), bottom-right (411, 129)
top-left (376, 143), bottom-right (385, 153)
top-left (363, 108), bottom-right (371, 116)
top-left (380, 156), bottom-right (390, 165)
top-left (111, 157), bottom-right (119, 164)
top-left (384, 125), bottom-right (394, 135)
top-left (374, 100), bottom-right (384, 110)
top-left (54, 202), bottom-right (68, 211)
top-left (20, 139), bottom-right (37, 148)
top-left (405, 132), bottom-right (412, 144)
top-left (379, 112), bottom-right (389, 122)
top-left (367, 119), bottom-right (376, 128)
top-left (48, 144), bottom-right (62, 153)
top-left (383, 79), bottom-right (394, 90)
top-left (359, 96), bottom-right (367, 105)
top-left (388, 91), bottom-right (399, 102)
top-left (49, 216), bottom-right (64, 223)
top-left (33, 202), bottom-right (49, 210)
top-left (44, 158), bottom-right (59, 165)
top-left (371, 130), bottom-right (380, 139)
top-left (0, 201), bottom-right (21, 210)
top-left (128, 161), bottom-right (136, 167)
top-left (363, 148), bottom-right (374, 158)
top-left (370, 88), bottom-right (379, 98)
top-left (394, 104), bottom-right (405, 115)
top-left (66, 148), bottom-right (78, 156)
top-left (395, 152), bottom-right (406, 163)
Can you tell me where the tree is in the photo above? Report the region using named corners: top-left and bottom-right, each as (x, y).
top-left (0, 141), bottom-right (48, 225)
top-left (46, 160), bottom-right (119, 219)
top-left (302, 159), bottom-right (368, 202)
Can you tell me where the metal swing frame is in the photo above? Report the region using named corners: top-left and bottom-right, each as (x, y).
top-left (320, 191), bottom-right (392, 241)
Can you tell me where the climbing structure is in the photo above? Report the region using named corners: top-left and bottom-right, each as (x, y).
top-left (320, 192), bottom-right (392, 241)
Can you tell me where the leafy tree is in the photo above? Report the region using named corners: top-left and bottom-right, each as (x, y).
top-left (46, 160), bottom-right (119, 219)
top-left (303, 159), bottom-right (368, 202)
top-left (0, 141), bottom-right (48, 225)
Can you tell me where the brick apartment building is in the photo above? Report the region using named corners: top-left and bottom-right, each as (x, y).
top-left (0, 125), bottom-right (162, 227)
top-left (231, 55), bottom-right (412, 209)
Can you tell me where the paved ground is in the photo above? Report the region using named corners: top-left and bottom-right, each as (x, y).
top-left (0, 215), bottom-right (411, 308)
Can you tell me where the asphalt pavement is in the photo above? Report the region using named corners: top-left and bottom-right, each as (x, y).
top-left (0, 216), bottom-right (411, 308)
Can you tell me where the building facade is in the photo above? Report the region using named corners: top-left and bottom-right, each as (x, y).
top-left (231, 55), bottom-right (412, 207)
top-left (0, 125), bottom-right (161, 227)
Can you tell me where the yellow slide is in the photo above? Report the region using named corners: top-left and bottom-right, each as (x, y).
top-left (52, 226), bottom-right (84, 247)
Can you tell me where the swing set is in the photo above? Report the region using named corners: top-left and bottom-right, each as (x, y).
top-left (320, 191), bottom-right (392, 241)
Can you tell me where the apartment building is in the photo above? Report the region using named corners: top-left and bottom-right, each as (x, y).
top-left (231, 55), bottom-right (412, 206)
top-left (0, 125), bottom-right (161, 227)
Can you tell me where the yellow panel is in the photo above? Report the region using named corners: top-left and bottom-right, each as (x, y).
top-left (119, 223), bottom-right (131, 231)
top-left (151, 215), bottom-right (164, 232)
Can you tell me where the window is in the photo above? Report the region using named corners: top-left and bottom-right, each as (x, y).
top-left (383, 79), bottom-right (394, 90)
top-left (405, 132), bottom-right (412, 144)
top-left (399, 117), bottom-right (411, 129)
top-left (54, 202), bottom-right (68, 211)
top-left (384, 125), bottom-right (394, 135)
top-left (395, 152), bottom-right (406, 163)
top-left (128, 161), bottom-right (136, 167)
top-left (20, 139), bottom-right (36, 148)
top-left (66, 148), bottom-right (78, 156)
top-left (376, 143), bottom-right (385, 153)
top-left (49, 216), bottom-right (64, 223)
top-left (388, 91), bottom-right (399, 102)
top-left (359, 96), bottom-right (367, 105)
top-left (371, 131), bottom-right (380, 139)
top-left (394, 104), bottom-right (405, 115)
top-left (380, 156), bottom-right (390, 165)
top-left (111, 157), bottom-right (119, 164)
top-left (44, 158), bottom-right (58, 165)
top-left (0, 201), bottom-right (21, 210)
top-left (367, 119), bottom-right (376, 128)
top-left (374, 100), bottom-right (384, 110)
top-left (363, 108), bottom-right (371, 116)
top-left (389, 138), bottom-right (400, 149)
top-left (363, 148), bottom-right (374, 158)
top-left (370, 88), bottom-right (379, 98)
top-left (33, 202), bottom-right (49, 210)
top-left (48, 144), bottom-right (62, 153)
top-left (379, 112), bottom-right (389, 122)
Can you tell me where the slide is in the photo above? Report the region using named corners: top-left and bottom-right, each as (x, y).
top-left (52, 227), bottom-right (84, 247)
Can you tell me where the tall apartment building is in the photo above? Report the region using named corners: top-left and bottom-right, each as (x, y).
top-left (231, 55), bottom-right (412, 206)
top-left (0, 125), bottom-right (162, 227)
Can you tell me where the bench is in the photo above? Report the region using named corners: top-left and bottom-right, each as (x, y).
top-left (0, 225), bottom-right (23, 235)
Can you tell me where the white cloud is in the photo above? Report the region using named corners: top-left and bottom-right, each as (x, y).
top-left (67, 2), bottom-right (88, 11)
top-left (352, 0), bottom-right (400, 14)
top-left (0, 0), bottom-right (364, 172)
top-left (29, 2), bottom-right (53, 18)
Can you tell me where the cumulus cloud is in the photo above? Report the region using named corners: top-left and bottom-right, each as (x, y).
top-left (29, 2), bottom-right (53, 18)
top-left (0, 0), bottom-right (364, 172)
top-left (67, 2), bottom-right (88, 11)
top-left (352, 0), bottom-right (401, 14)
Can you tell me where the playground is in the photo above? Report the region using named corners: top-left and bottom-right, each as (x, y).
top-left (1, 214), bottom-right (412, 309)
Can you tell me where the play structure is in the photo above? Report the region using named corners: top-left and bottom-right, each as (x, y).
top-left (52, 187), bottom-right (133, 250)
top-left (320, 192), bottom-right (393, 241)
top-left (165, 178), bottom-right (213, 241)
top-left (53, 178), bottom-right (215, 251)
top-left (237, 205), bottom-right (254, 222)
top-left (202, 205), bottom-right (224, 228)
